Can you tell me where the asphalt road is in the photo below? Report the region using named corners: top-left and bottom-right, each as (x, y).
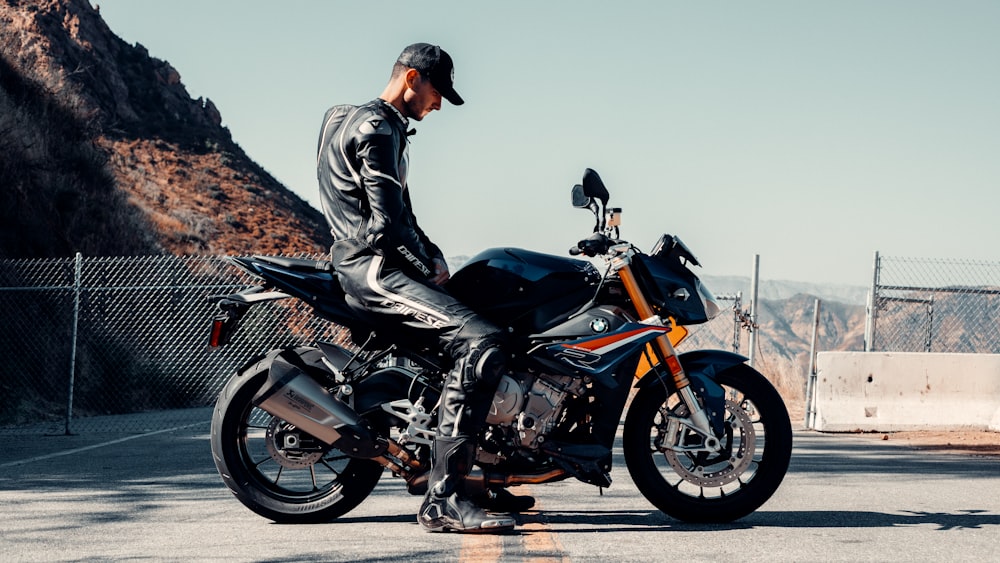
top-left (1, 422), bottom-right (997, 562)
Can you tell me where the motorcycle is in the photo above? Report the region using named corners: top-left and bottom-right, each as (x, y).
top-left (207, 168), bottom-right (792, 524)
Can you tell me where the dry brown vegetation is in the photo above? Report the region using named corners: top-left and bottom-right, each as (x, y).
top-left (0, 0), bottom-right (331, 260)
top-left (104, 137), bottom-right (330, 256)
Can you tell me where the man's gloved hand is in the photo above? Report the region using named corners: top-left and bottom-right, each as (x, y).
top-left (430, 257), bottom-right (450, 286)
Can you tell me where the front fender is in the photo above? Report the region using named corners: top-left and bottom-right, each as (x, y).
top-left (636, 349), bottom-right (748, 436)
top-left (677, 349), bottom-right (749, 379)
top-left (636, 349), bottom-right (748, 390)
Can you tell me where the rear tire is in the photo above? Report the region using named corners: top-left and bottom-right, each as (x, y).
top-left (210, 358), bottom-right (384, 523)
top-left (623, 364), bottom-right (792, 523)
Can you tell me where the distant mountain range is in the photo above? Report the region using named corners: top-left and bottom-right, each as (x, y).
top-left (700, 275), bottom-right (870, 306)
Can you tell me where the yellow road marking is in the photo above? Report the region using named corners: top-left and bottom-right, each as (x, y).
top-left (458, 486), bottom-right (569, 562)
top-left (520, 517), bottom-right (569, 563)
top-left (459, 531), bottom-right (503, 562)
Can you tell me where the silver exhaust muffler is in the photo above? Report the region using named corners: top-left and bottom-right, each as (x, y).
top-left (252, 353), bottom-right (387, 458)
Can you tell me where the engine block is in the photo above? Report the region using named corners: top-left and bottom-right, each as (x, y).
top-left (486, 372), bottom-right (588, 450)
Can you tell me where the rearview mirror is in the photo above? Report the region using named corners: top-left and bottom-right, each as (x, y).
top-left (582, 168), bottom-right (609, 206)
top-left (571, 184), bottom-right (590, 208)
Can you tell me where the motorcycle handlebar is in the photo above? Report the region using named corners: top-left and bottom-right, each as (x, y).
top-left (571, 232), bottom-right (613, 257)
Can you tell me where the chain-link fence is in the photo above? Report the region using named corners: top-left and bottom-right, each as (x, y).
top-left (0, 254), bottom-right (347, 435)
top-left (865, 252), bottom-right (1000, 353)
top-left (0, 254), bottom-right (746, 435)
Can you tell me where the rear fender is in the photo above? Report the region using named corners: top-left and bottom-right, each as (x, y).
top-left (207, 285), bottom-right (294, 348)
top-left (315, 342), bottom-right (437, 423)
top-left (353, 367), bottom-right (428, 418)
top-left (636, 349), bottom-right (748, 437)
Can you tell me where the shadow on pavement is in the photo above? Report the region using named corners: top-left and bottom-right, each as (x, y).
top-left (789, 431), bottom-right (1000, 478)
top-left (512, 508), bottom-right (1000, 533)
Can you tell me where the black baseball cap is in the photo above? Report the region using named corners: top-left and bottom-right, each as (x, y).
top-left (396, 43), bottom-right (464, 106)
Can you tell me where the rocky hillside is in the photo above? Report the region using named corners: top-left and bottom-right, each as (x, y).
top-left (0, 0), bottom-right (331, 258)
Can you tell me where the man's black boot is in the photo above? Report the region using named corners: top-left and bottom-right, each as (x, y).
top-left (418, 436), bottom-right (515, 533)
top-left (473, 488), bottom-right (536, 513)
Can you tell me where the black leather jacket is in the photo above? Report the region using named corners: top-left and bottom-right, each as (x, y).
top-left (316, 98), bottom-right (443, 277)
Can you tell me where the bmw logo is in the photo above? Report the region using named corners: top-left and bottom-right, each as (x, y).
top-left (590, 318), bottom-right (609, 333)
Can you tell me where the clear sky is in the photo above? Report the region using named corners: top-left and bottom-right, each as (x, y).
top-left (95, 0), bottom-right (1000, 287)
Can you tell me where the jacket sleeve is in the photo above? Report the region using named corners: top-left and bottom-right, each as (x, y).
top-left (354, 118), bottom-right (436, 276)
top-left (402, 186), bottom-right (445, 265)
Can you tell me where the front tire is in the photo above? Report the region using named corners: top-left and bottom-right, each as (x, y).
top-left (210, 358), bottom-right (384, 523)
top-left (623, 364), bottom-right (792, 523)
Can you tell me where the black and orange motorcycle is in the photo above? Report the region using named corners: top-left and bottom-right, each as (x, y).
top-left (207, 169), bottom-right (792, 524)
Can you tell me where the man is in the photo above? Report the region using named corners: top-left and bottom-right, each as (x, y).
top-left (315, 43), bottom-right (528, 533)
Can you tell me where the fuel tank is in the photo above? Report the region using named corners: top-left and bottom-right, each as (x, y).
top-left (446, 248), bottom-right (601, 334)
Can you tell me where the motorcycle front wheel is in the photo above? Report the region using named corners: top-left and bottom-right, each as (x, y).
top-left (210, 357), bottom-right (385, 523)
top-left (623, 363), bottom-right (792, 523)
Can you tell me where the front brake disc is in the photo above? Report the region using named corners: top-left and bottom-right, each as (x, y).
top-left (661, 399), bottom-right (757, 487)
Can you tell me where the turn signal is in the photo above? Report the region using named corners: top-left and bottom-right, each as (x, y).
top-left (209, 318), bottom-right (225, 348)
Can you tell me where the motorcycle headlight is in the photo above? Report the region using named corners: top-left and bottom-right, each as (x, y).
top-left (696, 279), bottom-right (723, 321)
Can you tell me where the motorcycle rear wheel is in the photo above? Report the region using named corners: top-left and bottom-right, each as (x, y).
top-left (623, 364), bottom-right (792, 523)
top-left (210, 358), bottom-right (384, 523)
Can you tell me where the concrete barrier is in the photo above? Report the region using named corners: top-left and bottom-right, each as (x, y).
top-left (813, 352), bottom-right (1000, 432)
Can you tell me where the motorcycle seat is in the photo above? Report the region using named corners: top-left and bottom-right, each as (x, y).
top-left (252, 255), bottom-right (334, 273)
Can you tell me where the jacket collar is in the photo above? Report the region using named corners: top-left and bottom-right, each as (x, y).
top-left (375, 98), bottom-right (409, 129)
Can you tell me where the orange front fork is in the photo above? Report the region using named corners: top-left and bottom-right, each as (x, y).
top-left (617, 262), bottom-right (718, 443)
top-left (617, 265), bottom-right (691, 389)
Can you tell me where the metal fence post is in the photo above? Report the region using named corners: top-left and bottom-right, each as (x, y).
top-left (732, 291), bottom-right (742, 353)
top-left (925, 295), bottom-right (934, 353)
top-left (65, 252), bottom-right (82, 435)
top-left (748, 254), bottom-right (760, 368)
top-left (804, 298), bottom-right (821, 429)
top-left (864, 251), bottom-right (880, 352)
